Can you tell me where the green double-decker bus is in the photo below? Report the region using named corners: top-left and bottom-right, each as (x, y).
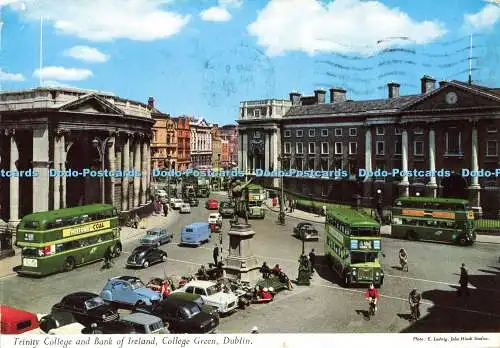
top-left (325, 208), bottom-right (384, 287)
top-left (235, 184), bottom-right (265, 219)
top-left (391, 196), bottom-right (476, 246)
top-left (14, 204), bottom-right (122, 277)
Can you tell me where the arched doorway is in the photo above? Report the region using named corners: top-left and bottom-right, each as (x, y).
top-left (66, 138), bottom-right (101, 207)
top-left (441, 174), bottom-right (467, 199)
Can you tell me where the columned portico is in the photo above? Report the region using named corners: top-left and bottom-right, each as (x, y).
top-left (133, 136), bottom-right (141, 207)
top-left (399, 126), bottom-right (410, 197)
top-left (32, 125), bottom-right (50, 213)
top-left (426, 125), bottom-right (438, 197)
top-left (121, 133), bottom-right (130, 211)
top-left (141, 140), bottom-right (148, 205)
top-left (53, 129), bottom-right (66, 210)
top-left (108, 133), bottom-right (116, 205)
top-left (8, 130), bottom-right (19, 227)
top-left (469, 121), bottom-right (482, 215)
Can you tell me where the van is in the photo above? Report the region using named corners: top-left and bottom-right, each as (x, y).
top-left (0, 305), bottom-right (40, 334)
top-left (181, 222), bottom-right (211, 246)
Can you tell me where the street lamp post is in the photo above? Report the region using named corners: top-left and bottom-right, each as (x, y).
top-left (217, 153), bottom-right (221, 191)
top-left (278, 155), bottom-right (285, 224)
top-left (92, 137), bottom-right (114, 204)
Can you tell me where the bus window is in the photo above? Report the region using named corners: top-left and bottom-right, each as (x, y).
top-left (351, 251), bottom-right (378, 263)
top-left (21, 248), bottom-right (39, 257)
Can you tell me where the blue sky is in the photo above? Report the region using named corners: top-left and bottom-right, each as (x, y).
top-left (1, 0), bottom-right (500, 125)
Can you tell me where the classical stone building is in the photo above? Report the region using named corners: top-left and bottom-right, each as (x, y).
top-left (150, 98), bottom-right (177, 170)
top-left (172, 116), bottom-right (190, 171)
top-left (0, 87), bottom-right (155, 227)
top-left (237, 77), bottom-right (500, 216)
top-left (190, 117), bottom-right (212, 170)
top-left (220, 124), bottom-right (238, 168)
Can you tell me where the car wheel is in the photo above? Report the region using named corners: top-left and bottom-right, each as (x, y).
top-left (135, 300), bottom-right (145, 307)
top-left (143, 261), bottom-right (150, 268)
top-left (156, 242), bottom-right (161, 248)
top-left (113, 243), bottom-right (122, 257)
top-left (64, 257), bottom-right (76, 272)
top-left (458, 235), bottom-right (468, 246)
top-left (161, 255), bottom-right (168, 262)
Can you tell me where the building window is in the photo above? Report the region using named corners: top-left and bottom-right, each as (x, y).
top-left (335, 142), bottom-right (343, 155)
top-left (414, 127), bottom-right (424, 135)
top-left (349, 128), bottom-right (357, 136)
top-left (376, 127), bottom-right (385, 135)
top-left (284, 142), bottom-right (291, 154)
top-left (335, 128), bottom-right (342, 136)
top-left (395, 141), bottom-right (402, 155)
top-left (308, 158), bottom-right (315, 171)
top-left (321, 142), bottom-right (329, 154)
top-left (296, 130), bottom-right (303, 138)
top-left (348, 159), bottom-right (357, 176)
top-left (487, 140), bottom-right (498, 156)
top-left (296, 143), bottom-right (303, 154)
top-left (295, 158), bottom-right (303, 171)
top-left (395, 127), bottom-right (402, 135)
top-left (349, 142), bottom-right (357, 155)
top-left (320, 158), bottom-right (328, 171)
top-left (321, 129), bottom-right (328, 137)
top-left (284, 130), bottom-right (291, 137)
top-left (333, 158), bottom-right (342, 170)
top-left (254, 131), bottom-right (261, 138)
top-left (487, 127), bottom-right (498, 133)
top-left (376, 141), bottom-right (385, 155)
top-left (253, 109), bottom-right (261, 118)
top-left (308, 142), bottom-right (315, 154)
top-left (309, 129), bottom-right (315, 137)
top-left (414, 141), bottom-right (424, 156)
top-left (445, 129), bottom-right (462, 154)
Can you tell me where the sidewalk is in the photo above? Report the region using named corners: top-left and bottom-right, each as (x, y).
top-left (0, 212), bottom-right (178, 279)
top-left (263, 199), bottom-right (500, 244)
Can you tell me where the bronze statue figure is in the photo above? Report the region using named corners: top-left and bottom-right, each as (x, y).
top-left (230, 178), bottom-right (253, 226)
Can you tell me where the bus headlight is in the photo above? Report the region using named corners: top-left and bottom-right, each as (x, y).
top-left (375, 271), bottom-right (380, 278)
top-left (351, 269), bottom-right (356, 276)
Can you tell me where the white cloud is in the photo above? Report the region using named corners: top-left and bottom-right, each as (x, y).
top-left (33, 66), bottom-right (93, 81)
top-left (200, 6), bottom-right (232, 22)
top-left (247, 0), bottom-right (447, 56)
top-left (41, 80), bottom-right (76, 88)
top-left (463, 4), bottom-right (500, 32)
top-left (64, 46), bottom-right (109, 63)
top-left (8, 0), bottom-right (190, 41)
top-left (0, 68), bottom-right (25, 81)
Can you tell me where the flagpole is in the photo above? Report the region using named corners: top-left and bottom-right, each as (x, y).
top-left (39, 16), bottom-right (43, 86)
top-left (468, 34), bottom-right (472, 85)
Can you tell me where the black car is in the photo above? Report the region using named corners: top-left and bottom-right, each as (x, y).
top-left (51, 292), bottom-right (119, 328)
top-left (293, 222), bottom-right (319, 241)
top-left (81, 321), bottom-right (137, 334)
top-left (126, 245), bottom-right (168, 268)
top-left (188, 198), bottom-right (199, 207)
top-left (133, 297), bottom-right (218, 334)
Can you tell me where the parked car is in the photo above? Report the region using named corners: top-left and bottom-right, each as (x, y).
top-left (168, 292), bottom-right (219, 317)
top-left (180, 203), bottom-right (191, 214)
top-left (140, 227), bottom-right (173, 247)
top-left (126, 245), bottom-right (168, 268)
top-left (101, 276), bottom-right (161, 308)
top-left (47, 322), bottom-right (85, 334)
top-left (180, 222), bottom-right (211, 246)
top-left (51, 292), bottom-right (119, 328)
top-left (171, 198), bottom-right (184, 210)
top-left (0, 305), bottom-right (40, 334)
top-left (188, 197), bottom-right (199, 207)
top-left (208, 213), bottom-right (222, 225)
top-left (133, 297), bottom-right (219, 334)
top-left (293, 222), bottom-right (319, 241)
top-left (173, 280), bottom-right (238, 315)
top-left (82, 313), bottom-right (168, 334)
top-left (219, 201), bottom-right (235, 217)
top-left (205, 199), bottom-right (219, 210)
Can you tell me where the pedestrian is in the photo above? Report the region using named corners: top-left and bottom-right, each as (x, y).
top-left (309, 249), bottom-right (316, 273)
top-left (103, 247), bottom-right (112, 269)
top-left (163, 203), bottom-right (168, 216)
top-left (458, 263), bottom-right (470, 296)
top-left (213, 245), bottom-right (219, 266)
top-left (292, 199), bottom-right (296, 212)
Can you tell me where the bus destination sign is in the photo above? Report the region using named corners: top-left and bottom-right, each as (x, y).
top-left (63, 221), bottom-right (111, 237)
top-left (350, 239), bottom-right (381, 250)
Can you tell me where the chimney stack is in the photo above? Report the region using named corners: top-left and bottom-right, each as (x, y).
top-left (388, 82), bottom-right (400, 99)
top-left (314, 89), bottom-right (326, 104)
top-left (439, 81), bottom-right (448, 88)
top-left (420, 75), bottom-right (436, 94)
top-left (329, 88), bottom-right (346, 103)
top-left (148, 96), bottom-right (155, 109)
top-left (289, 91), bottom-right (302, 106)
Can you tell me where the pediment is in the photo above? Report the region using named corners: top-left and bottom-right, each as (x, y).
top-left (58, 94), bottom-right (124, 115)
top-left (402, 83), bottom-right (500, 112)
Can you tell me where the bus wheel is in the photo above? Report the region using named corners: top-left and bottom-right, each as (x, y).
top-left (143, 261), bottom-right (150, 268)
top-left (64, 257), bottom-right (75, 272)
top-left (113, 243), bottom-right (122, 257)
top-left (458, 235), bottom-right (468, 246)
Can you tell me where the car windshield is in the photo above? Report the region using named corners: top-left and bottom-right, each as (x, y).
top-left (183, 305), bottom-right (201, 318)
top-left (206, 285), bottom-right (220, 296)
top-left (128, 278), bottom-right (146, 289)
top-left (220, 202), bottom-right (232, 208)
top-left (85, 297), bottom-right (105, 310)
top-left (147, 230), bottom-right (161, 236)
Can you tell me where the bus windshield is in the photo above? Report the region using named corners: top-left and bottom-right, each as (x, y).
top-left (351, 251), bottom-right (378, 264)
top-left (21, 248), bottom-right (39, 257)
top-left (350, 228), bottom-right (379, 237)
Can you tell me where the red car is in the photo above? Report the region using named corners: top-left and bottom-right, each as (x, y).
top-left (0, 305), bottom-right (40, 334)
top-left (205, 199), bottom-right (219, 210)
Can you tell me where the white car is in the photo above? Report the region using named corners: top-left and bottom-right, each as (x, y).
top-left (171, 198), bottom-right (183, 209)
top-left (173, 280), bottom-right (238, 315)
top-left (208, 213), bottom-right (222, 225)
top-left (180, 203), bottom-right (191, 214)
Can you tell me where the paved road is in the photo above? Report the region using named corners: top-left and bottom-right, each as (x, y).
top-left (1, 193), bottom-right (499, 332)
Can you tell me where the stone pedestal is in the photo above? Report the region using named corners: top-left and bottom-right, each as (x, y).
top-left (468, 185), bottom-right (482, 217)
top-left (223, 223), bottom-right (261, 284)
top-left (0, 219), bottom-right (15, 259)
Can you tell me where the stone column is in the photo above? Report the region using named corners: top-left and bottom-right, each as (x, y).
top-left (364, 127), bottom-right (372, 177)
top-left (8, 130), bottom-right (19, 226)
top-left (141, 140), bottom-right (148, 205)
top-left (53, 130), bottom-right (62, 210)
top-left (243, 102), bottom-right (248, 119)
top-left (266, 100), bottom-right (271, 118)
top-left (242, 133), bottom-right (248, 173)
top-left (108, 133), bottom-right (116, 206)
top-left (60, 132), bottom-right (67, 208)
top-left (237, 132), bottom-right (243, 170)
top-left (133, 136), bottom-right (141, 208)
top-left (32, 125), bottom-right (50, 212)
top-left (399, 127), bottom-right (410, 197)
top-left (264, 131), bottom-right (270, 171)
top-left (114, 135), bottom-right (122, 210)
top-left (469, 122), bottom-right (482, 215)
top-left (121, 133), bottom-right (130, 211)
top-left (426, 126), bottom-right (438, 197)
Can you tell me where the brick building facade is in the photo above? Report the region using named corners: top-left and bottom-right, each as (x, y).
top-left (172, 116), bottom-right (190, 171)
top-left (220, 124), bottom-right (239, 168)
top-left (150, 97), bottom-right (177, 170)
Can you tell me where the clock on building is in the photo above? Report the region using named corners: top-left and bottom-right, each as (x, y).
top-left (445, 92), bottom-right (458, 105)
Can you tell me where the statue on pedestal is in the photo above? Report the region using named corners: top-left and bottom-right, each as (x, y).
top-left (296, 253), bottom-right (311, 286)
top-left (230, 179), bottom-right (253, 226)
